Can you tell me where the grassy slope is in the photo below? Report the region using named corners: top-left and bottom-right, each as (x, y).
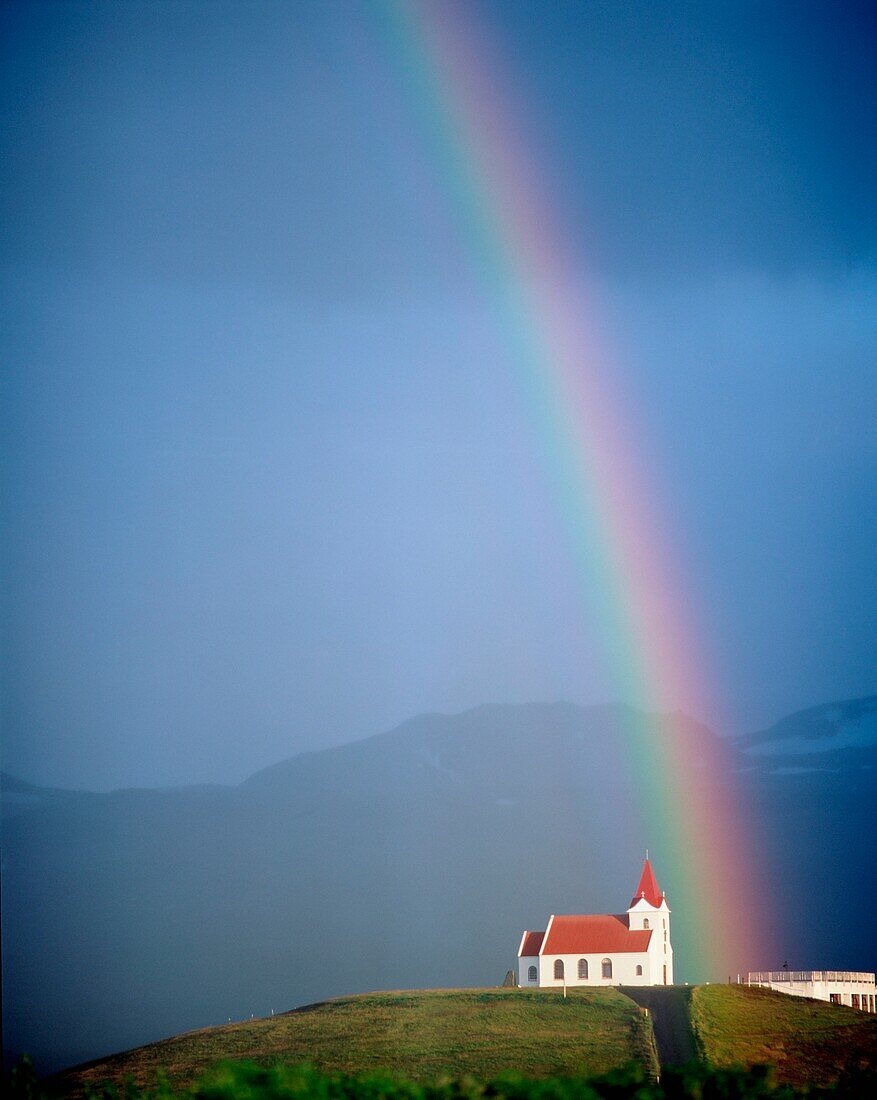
top-left (57, 989), bottom-right (656, 1096)
top-left (56, 984), bottom-right (877, 1096)
top-left (691, 985), bottom-right (877, 1087)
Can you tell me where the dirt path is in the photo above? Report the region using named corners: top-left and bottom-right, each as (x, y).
top-left (619, 986), bottom-right (698, 1068)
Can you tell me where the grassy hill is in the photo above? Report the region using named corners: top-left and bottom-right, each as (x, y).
top-left (691, 985), bottom-right (877, 1088)
top-left (55, 988), bottom-right (657, 1096)
top-left (51, 985), bottom-right (877, 1097)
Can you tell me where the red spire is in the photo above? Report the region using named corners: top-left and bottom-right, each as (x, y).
top-left (630, 856), bottom-right (663, 908)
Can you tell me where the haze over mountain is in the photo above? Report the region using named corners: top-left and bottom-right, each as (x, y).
top-left (3, 696), bottom-right (874, 1075)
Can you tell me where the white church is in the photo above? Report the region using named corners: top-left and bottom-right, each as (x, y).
top-left (518, 856), bottom-right (673, 987)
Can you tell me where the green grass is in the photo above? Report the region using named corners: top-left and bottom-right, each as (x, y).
top-left (691, 984), bottom-right (877, 1087)
top-left (33, 1058), bottom-right (875, 1100)
top-left (53, 984), bottom-right (877, 1096)
top-left (55, 988), bottom-right (657, 1096)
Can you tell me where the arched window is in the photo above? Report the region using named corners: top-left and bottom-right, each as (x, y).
top-left (554, 959), bottom-right (564, 980)
top-left (578, 958), bottom-right (588, 979)
top-left (636, 965), bottom-right (643, 976)
top-left (643, 918), bottom-right (650, 929)
top-left (528, 965), bottom-right (537, 982)
top-left (602, 957), bottom-right (612, 979)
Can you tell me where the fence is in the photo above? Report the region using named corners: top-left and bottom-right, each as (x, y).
top-left (747, 971), bottom-right (875, 984)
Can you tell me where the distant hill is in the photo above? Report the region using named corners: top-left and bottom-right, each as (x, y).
top-left (3, 698), bottom-right (875, 1074)
top-left (732, 695), bottom-right (877, 771)
top-left (52, 986), bottom-right (877, 1096)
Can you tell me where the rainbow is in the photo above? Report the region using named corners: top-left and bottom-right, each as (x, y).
top-left (379, 1), bottom-right (774, 980)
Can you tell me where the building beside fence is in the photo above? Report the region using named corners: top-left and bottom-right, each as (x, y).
top-left (747, 971), bottom-right (876, 1011)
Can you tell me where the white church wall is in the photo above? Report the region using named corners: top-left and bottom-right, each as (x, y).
top-left (518, 957), bottom-right (540, 986)
top-left (647, 931), bottom-right (672, 985)
top-left (537, 953), bottom-right (651, 986)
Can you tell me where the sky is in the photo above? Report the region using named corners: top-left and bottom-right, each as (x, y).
top-left (2, 0), bottom-right (875, 791)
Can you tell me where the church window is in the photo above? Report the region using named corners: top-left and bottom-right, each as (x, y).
top-left (636, 965), bottom-right (643, 976)
top-left (554, 959), bottom-right (564, 980)
top-left (852, 995), bottom-right (861, 1009)
top-left (578, 959), bottom-right (588, 979)
top-left (643, 918), bottom-right (650, 929)
top-left (663, 919), bottom-right (666, 928)
top-left (601, 958), bottom-right (612, 979)
top-left (830, 994), bottom-right (840, 1004)
top-left (528, 965), bottom-right (537, 982)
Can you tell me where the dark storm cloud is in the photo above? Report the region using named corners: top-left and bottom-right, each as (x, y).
top-left (488, 0), bottom-right (876, 276)
top-left (1, 1), bottom-right (873, 299)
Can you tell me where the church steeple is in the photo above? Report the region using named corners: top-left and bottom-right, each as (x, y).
top-left (630, 854), bottom-right (664, 908)
top-left (626, 853), bottom-right (673, 985)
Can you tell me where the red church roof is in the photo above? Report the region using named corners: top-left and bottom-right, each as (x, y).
top-left (518, 931), bottom-right (545, 957)
top-left (630, 858), bottom-right (663, 908)
top-left (540, 914), bottom-right (652, 954)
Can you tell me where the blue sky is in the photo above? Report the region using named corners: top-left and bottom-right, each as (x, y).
top-left (2, 0), bottom-right (875, 788)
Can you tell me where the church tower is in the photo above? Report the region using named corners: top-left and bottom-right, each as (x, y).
top-left (627, 854), bottom-right (673, 984)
